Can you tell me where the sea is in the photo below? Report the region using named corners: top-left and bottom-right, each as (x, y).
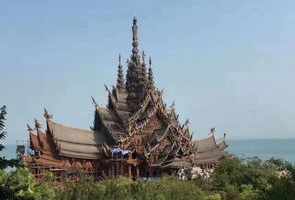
top-left (1, 139), bottom-right (295, 164)
top-left (227, 139), bottom-right (295, 163)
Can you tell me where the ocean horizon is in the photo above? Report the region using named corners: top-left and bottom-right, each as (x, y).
top-left (227, 138), bottom-right (295, 163)
top-left (1, 138), bottom-right (295, 164)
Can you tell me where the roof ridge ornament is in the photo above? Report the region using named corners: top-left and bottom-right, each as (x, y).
top-left (34, 119), bottom-right (42, 130)
top-left (170, 101), bottom-right (175, 109)
top-left (91, 96), bottom-right (98, 107)
top-left (210, 127), bottom-right (216, 135)
top-left (104, 84), bottom-right (110, 93)
top-left (44, 108), bottom-right (53, 120)
top-left (26, 124), bottom-right (33, 132)
top-left (184, 119), bottom-right (190, 127)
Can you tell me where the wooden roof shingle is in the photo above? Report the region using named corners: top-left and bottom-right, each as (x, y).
top-left (47, 120), bottom-right (110, 159)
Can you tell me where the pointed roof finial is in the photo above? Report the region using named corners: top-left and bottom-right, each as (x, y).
top-left (27, 124), bottom-right (33, 132)
top-left (210, 127), bottom-right (216, 135)
top-left (170, 101), bottom-right (175, 109)
top-left (142, 51), bottom-right (146, 64)
top-left (44, 108), bottom-right (53, 119)
top-left (148, 61), bottom-right (155, 89)
top-left (34, 119), bottom-right (42, 130)
top-left (148, 56), bottom-right (153, 86)
top-left (91, 96), bottom-right (98, 107)
top-left (119, 54), bottom-right (122, 66)
top-left (184, 119), bottom-right (190, 126)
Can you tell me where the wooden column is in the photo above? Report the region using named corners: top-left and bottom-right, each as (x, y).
top-left (121, 162), bottom-right (124, 176)
top-left (112, 163), bottom-right (116, 177)
top-left (128, 165), bottom-right (132, 178)
top-left (136, 166), bottom-right (140, 178)
top-left (108, 166), bottom-right (112, 177)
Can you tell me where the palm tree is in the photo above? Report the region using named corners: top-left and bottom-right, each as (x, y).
top-left (0, 105), bottom-right (18, 169)
top-left (0, 105), bottom-right (7, 151)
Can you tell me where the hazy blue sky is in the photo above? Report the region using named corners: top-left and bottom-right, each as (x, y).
top-left (1, 0), bottom-right (295, 144)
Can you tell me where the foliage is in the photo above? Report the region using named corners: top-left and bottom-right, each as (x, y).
top-left (0, 168), bottom-right (56, 200)
top-left (240, 185), bottom-right (260, 200)
top-left (0, 158), bottom-right (21, 170)
top-left (0, 105), bottom-right (21, 169)
top-left (57, 176), bottom-right (206, 200)
top-left (0, 158), bottom-right (294, 200)
top-left (212, 157), bottom-right (295, 200)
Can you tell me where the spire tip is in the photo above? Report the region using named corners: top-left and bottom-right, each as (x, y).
top-left (133, 16), bottom-right (137, 24)
top-left (149, 56), bottom-right (152, 66)
top-left (119, 54), bottom-right (122, 65)
top-left (131, 17), bottom-right (139, 59)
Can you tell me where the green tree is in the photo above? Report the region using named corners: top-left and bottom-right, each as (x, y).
top-left (0, 168), bottom-right (56, 200)
top-left (0, 105), bottom-right (20, 169)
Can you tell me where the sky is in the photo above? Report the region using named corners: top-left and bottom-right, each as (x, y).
top-left (1, 0), bottom-right (295, 144)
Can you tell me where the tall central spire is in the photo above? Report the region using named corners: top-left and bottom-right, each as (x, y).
top-left (125, 17), bottom-right (150, 112)
top-left (131, 17), bottom-right (140, 62)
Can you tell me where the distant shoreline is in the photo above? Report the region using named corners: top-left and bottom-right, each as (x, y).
top-left (3, 137), bottom-right (295, 145)
top-left (228, 138), bottom-right (295, 141)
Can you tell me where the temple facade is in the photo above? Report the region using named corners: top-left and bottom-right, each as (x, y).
top-left (23, 18), bottom-right (228, 180)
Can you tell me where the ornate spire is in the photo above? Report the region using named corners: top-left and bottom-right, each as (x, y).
top-left (141, 51), bottom-right (147, 84)
top-left (148, 56), bottom-right (155, 89)
top-left (126, 18), bottom-right (149, 112)
top-left (131, 17), bottom-right (140, 63)
top-left (142, 51), bottom-right (146, 64)
top-left (116, 54), bottom-right (125, 90)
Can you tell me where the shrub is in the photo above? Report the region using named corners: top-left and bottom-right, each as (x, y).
top-left (0, 158), bottom-right (294, 200)
top-left (0, 168), bottom-right (56, 200)
top-left (57, 177), bottom-right (206, 200)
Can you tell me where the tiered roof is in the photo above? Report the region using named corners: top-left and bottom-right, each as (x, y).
top-left (47, 120), bottom-right (111, 159)
top-left (192, 134), bottom-right (228, 165)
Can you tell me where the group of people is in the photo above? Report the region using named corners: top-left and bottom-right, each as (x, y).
top-left (177, 166), bottom-right (214, 180)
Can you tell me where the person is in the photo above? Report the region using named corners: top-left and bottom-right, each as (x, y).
top-left (177, 167), bottom-right (186, 181)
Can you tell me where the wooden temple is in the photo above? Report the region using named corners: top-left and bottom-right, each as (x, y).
top-left (23, 17), bottom-right (228, 180)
